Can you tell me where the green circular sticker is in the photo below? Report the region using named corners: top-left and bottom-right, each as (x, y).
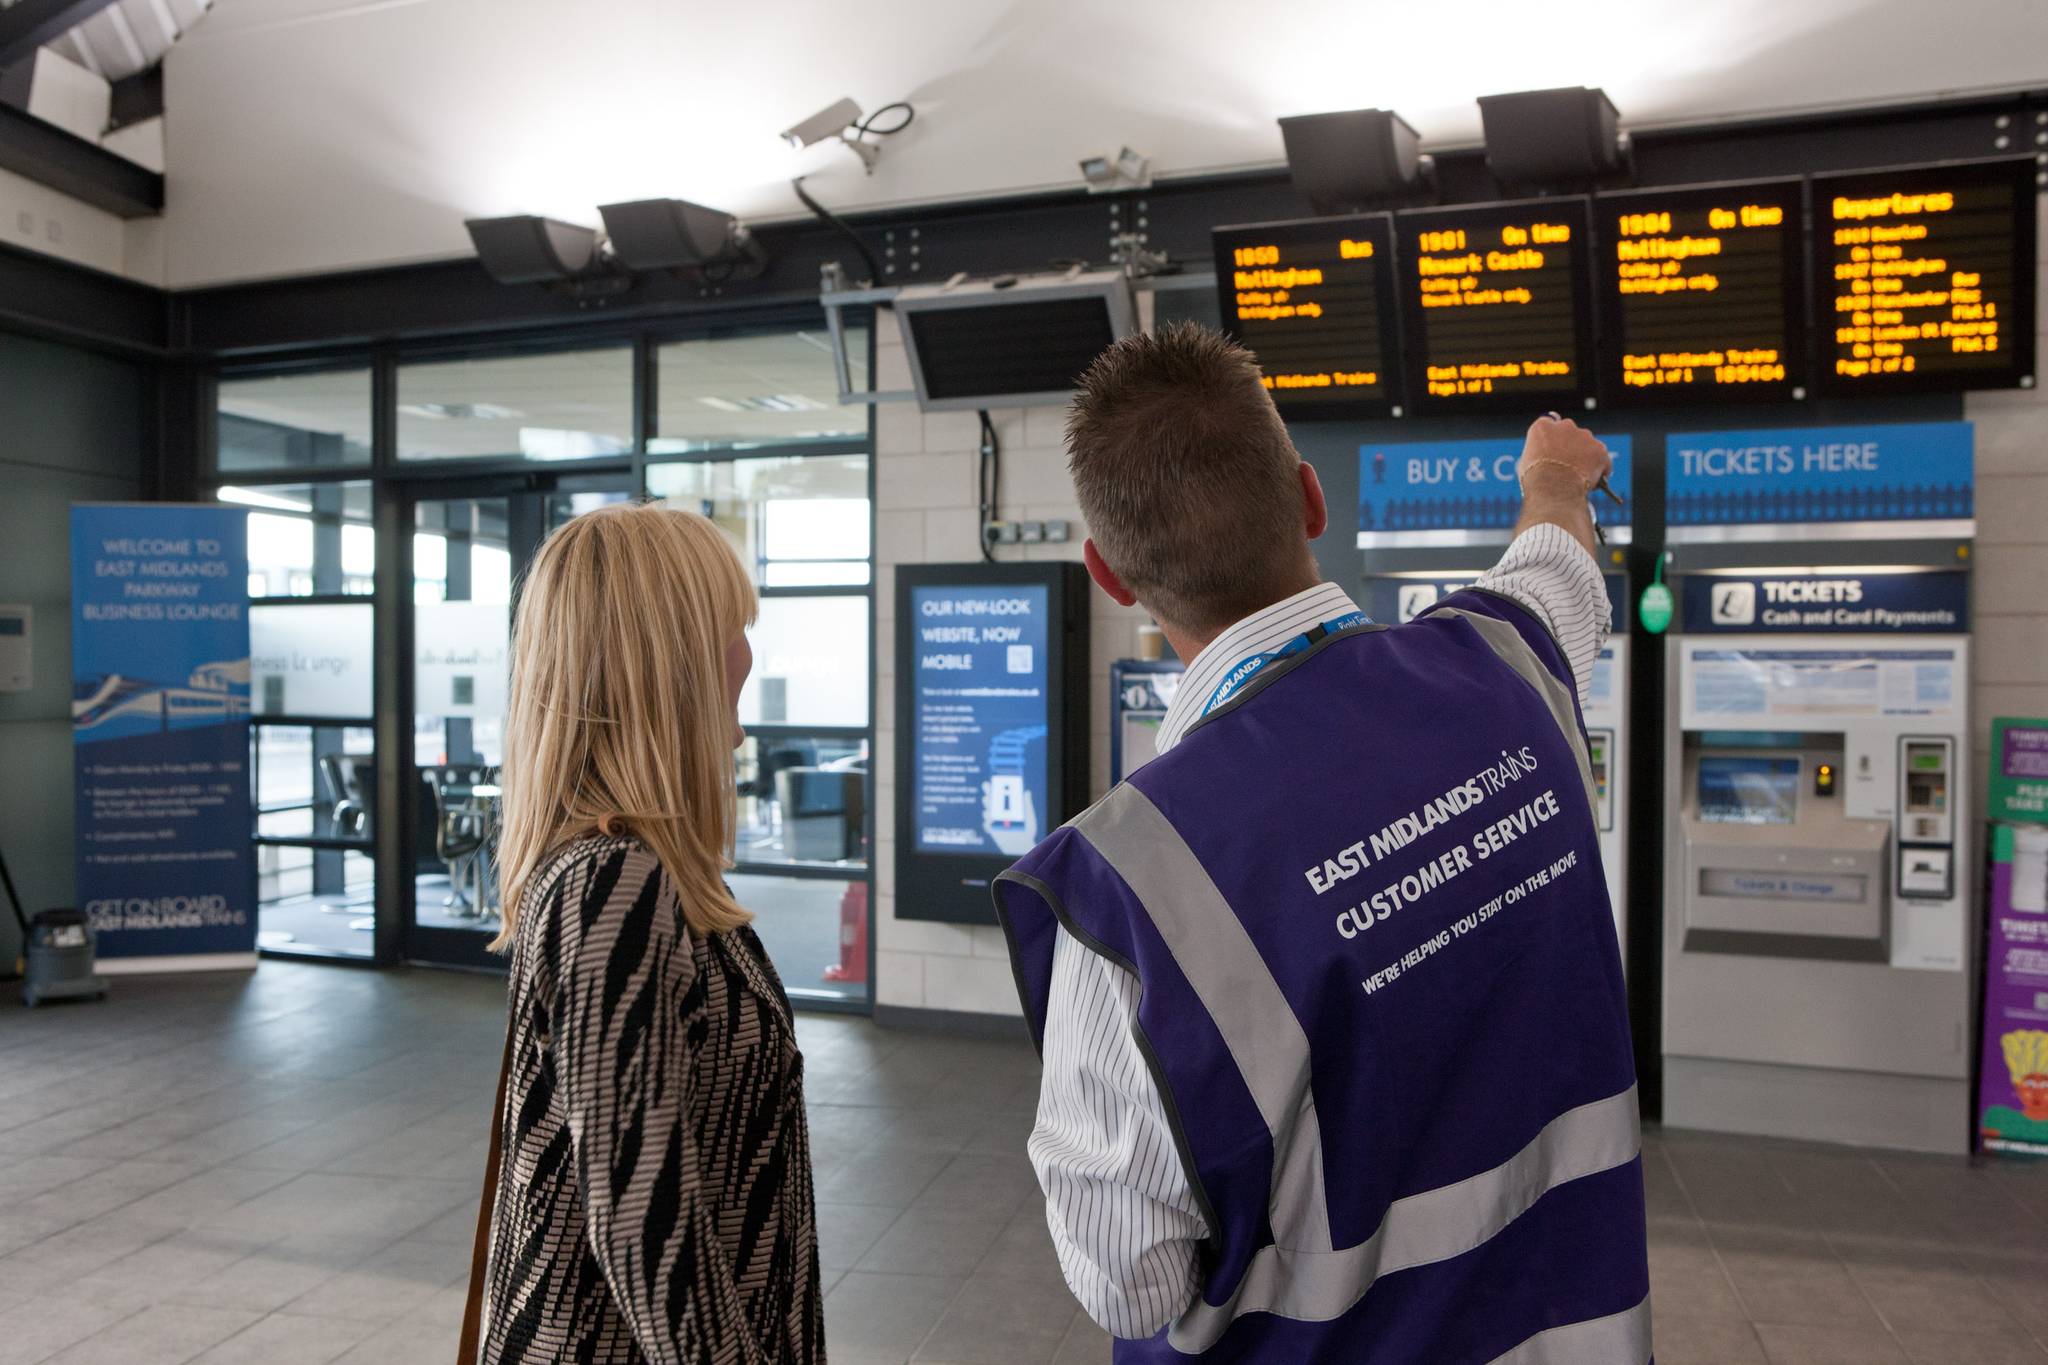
top-left (1639, 582), bottom-right (1674, 635)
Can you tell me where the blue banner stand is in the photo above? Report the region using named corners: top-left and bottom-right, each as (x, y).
top-left (71, 504), bottom-right (257, 973)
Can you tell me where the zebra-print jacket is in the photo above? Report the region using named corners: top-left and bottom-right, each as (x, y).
top-left (481, 834), bottom-right (826, 1364)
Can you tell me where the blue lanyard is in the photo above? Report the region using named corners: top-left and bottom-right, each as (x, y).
top-left (1199, 611), bottom-right (1373, 717)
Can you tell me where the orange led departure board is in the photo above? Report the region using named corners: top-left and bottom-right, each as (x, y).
top-left (1212, 214), bottom-right (1400, 416)
top-left (1596, 179), bottom-right (1805, 404)
top-left (1396, 199), bottom-right (1594, 413)
top-left (1814, 158), bottom-right (2037, 396)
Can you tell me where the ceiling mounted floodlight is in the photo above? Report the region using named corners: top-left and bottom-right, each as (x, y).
top-left (1477, 86), bottom-right (1628, 189)
top-left (1278, 108), bottom-right (1428, 214)
top-left (1079, 146), bottom-right (1150, 194)
top-left (598, 198), bottom-right (765, 275)
top-left (463, 215), bottom-right (598, 284)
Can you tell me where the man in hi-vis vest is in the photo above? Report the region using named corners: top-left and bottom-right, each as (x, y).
top-left (995, 324), bottom-right (1650, 1363)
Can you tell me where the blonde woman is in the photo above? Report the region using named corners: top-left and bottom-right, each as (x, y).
top-left (463, 504), bottom-right (824, 1365)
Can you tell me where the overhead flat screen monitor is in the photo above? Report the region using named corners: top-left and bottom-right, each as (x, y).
top-left (1698, 756), bottom-right (1801, 826)
top-left (895, 272), bottom-right (1135, 412)
top-left (1212, 214), bottom-right (1401, 417)
top-left (1814, 157), bottom-right (2037, 396)
top-left (1396, 197), bottom-right (1594, 413)
top-left (1597, 179), bottom-right (1806, 405)
top-left (894, 563), bottom-right (1088, 924)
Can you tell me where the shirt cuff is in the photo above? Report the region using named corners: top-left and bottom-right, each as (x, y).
top-left (1471, 523), bottom-right (1610, 704)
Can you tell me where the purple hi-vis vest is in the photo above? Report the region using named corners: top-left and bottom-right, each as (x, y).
top-left (996, 590), bottom-right (1650, 1364)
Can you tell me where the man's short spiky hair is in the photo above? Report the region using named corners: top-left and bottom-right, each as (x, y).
top-left (1066, 322), bottom-right (1310, 634)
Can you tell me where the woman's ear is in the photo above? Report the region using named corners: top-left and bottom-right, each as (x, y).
top-left (1083, 539), bottom-right (1137, 607)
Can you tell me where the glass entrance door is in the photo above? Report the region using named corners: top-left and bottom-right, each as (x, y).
top-left (403, 478), bottom-right (631, 967)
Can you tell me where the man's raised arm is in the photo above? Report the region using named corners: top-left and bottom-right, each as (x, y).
top-left (1468, 415), bottom-right (1616, 703)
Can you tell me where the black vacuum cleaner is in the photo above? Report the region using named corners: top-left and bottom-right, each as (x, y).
top-left (2, 843), bottom-right (105, 1007)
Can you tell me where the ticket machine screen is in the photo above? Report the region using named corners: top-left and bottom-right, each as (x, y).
top-left (1697, 756), bottom-right (1801, 826)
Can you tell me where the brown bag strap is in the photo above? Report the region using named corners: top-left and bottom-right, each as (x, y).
top-left (459, 1023), bottom-right (516, 1365)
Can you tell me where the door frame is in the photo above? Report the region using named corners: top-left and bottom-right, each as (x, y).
top-left (386, 467), bottom-right (637, 970)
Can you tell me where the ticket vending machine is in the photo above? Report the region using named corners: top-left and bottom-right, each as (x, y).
top-left (1366, 572), bottom-right (1631, 955)
top-left (1109, 659), bottom-right (1184, 783)
top-left (1341, 433), bottom-right (1637, 959)
top-left (1660, 421), bottom-right (1977, 1154)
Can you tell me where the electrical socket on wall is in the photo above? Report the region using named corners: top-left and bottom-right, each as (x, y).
top-left (985, 519), bottom-right (1071, 547)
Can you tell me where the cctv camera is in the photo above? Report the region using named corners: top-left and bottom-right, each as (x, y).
top-left (782, 98), bottom-right (863, 150)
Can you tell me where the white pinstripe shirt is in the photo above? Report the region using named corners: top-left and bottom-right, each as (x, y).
top-left (1029, 523), bottom-right (1611, 1340)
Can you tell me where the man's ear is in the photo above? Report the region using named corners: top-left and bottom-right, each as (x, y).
top-left (1083, 539), bottom-right (1137, 607)
top-left (1300, 461), bottom-right (1329, 541)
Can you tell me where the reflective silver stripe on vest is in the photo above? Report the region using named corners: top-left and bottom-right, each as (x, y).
top-left (1164, 1084), bottom-right (1641, 1353)
top-left (1486, 1294), bottom-right (1653, 1365)
top-left (1080, 782), bottom-right (1334, 1253)
top-left (1427, 607), bottom-right (1599, 824)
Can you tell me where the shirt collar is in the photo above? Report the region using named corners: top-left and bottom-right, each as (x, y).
top-left (1152, 581), bottom-right (1364, 756)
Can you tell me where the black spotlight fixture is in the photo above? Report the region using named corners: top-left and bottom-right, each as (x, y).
top-left (463, 215), bottom-right (599, 285)
top-left (598, 198), bottom-right (766, 278)
top-left (1277, 108), bottom-right (1429, 214)
top-left (1477, 86), bottom-right (1628, 190)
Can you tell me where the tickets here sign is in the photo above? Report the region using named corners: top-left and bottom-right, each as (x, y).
top-left (1666, 421), bottom-right (1973, 527)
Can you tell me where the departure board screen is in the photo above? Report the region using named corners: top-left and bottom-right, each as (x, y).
top-left (1814, 158), bottom-right (2037, 395)
top-left (1596, 180), bottom-right (1805, 405)
top-left (1396, 199), bottom-right (1594, 413)
top-left (1212, 214), bottom-right (1400, 416)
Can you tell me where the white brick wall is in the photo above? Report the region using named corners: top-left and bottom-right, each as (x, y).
top-left (1962, 192), bottom-right (2048, 792)
top-left (871, 317), bottom-right (1149, 1015)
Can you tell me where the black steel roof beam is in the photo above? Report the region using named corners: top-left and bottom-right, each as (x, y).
top-left (0, 237), bottom-right (169, 355)
top-left (0, 97), bottom-right (163, 216)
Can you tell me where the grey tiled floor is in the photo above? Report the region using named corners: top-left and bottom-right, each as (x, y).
top-left (0, 964), bottom-right (2043, 1364)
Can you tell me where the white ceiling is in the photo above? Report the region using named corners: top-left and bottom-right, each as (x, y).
top-left (157, 0), bottom-right (2048, 288)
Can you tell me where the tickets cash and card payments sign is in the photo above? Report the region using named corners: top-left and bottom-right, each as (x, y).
top-left (1359, 435), bottom-right (1632, 546)
top-left (1666, 421), bottom-right (1972, 536)
top-left (895, 563), bottom-right (1088, 924)
top-left (1364, 574), bottom-right (1627, 633)
top-left (1680, 570), bottom-right (1968, 636)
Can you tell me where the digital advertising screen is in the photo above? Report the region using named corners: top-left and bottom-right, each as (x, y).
top-left (1814, 157), bottom-right (2038, 396)
top-left (895, 563), bottom-right (1088, 924)
top-left (909, 581), bottom-right (1051, 859)
top-left (1596, 179), bottom-right (1806, 405)
top-left (1396, 197), bottom-right (1594, 414)
top-left (1212, 214), bottom-right (1401, 417)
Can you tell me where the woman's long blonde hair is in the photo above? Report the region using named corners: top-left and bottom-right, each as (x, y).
top-left (492, 502), bottom-right (757, 949)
